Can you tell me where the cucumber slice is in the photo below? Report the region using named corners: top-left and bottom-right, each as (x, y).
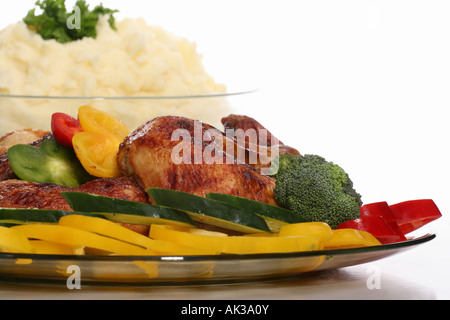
top-left (61, 192), bottom-right (196, 227)
top-left (147, 188), bottom-right (271, 234)
top-left (206, 193), bottom-right (307, 232)
top-left (0, 208), bottom-right (102, 225)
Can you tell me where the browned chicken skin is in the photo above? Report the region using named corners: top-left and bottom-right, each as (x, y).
top-left (0, 177), bottom-right (151, 234)
top-left (222, 114), bottom-right (301, 159)
top-left (0, 177), bottom-right (149, 210)
top-left (222, 114), bottom-right (284, 146)
top-left (118, 116), bottom-right (279, 205)
top-left (0, 129), bottom-right (50, 154)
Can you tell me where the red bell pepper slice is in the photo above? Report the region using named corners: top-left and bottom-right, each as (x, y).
top-left (51, 112), bottom-right (83, 148)
top-left (337, 206), bottom-right (407, 244)
top-left (389, 199), bottom-right (442, 235)
top-left (337, 199), bottom-right (441, 244)
top-left (360, 201), bottom-right (405, 235)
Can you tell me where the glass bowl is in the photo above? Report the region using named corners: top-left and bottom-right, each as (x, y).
top-left (0, 90), bottom-right (256, 135)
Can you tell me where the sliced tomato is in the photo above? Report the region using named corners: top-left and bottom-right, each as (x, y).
top-left (51, 112), bottom-right (83, 148)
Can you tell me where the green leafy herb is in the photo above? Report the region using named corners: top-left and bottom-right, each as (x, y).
top-left (23, 0), bottom-right (118, 43)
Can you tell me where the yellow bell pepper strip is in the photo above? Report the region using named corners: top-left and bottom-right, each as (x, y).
top-left (58, 214), bottom-right (205, 255)
top-left (221, 235), bottom-right (323, 254)
top-left (0, 226), bottom-right (33, 253)
top-left (11, 224), bottom-right (155, 256)
top-left (278, 222), bottom-right (334, 241)
top-left (149, 224), bottom-right (227, 255)
top-left (30, 240), bottom-right (85, 255)
top-left (73, 106), bottom-right (130, 178)
top-left (324, 228), bottom-right (381, 250)
top-left (150, 224), bottom-right (324, 255)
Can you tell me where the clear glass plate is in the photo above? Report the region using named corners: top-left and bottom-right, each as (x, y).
top-left (0, 231), bottom-right (435, 286)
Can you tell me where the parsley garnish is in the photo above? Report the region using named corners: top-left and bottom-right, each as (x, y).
top-left (23, 0), bottom-right (118, 43)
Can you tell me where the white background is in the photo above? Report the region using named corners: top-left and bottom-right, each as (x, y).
top-left (1, 1), bottom-right (449, 299)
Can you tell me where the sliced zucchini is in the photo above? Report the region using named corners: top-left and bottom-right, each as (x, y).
top-left (147, 188), bottom-right (271, 234)
top-left (206, 193), bottom-right (307, 232)
top-left (60, 192), bottom-right (196, 227)
top-left (0, 208), bottom-right (102, 225)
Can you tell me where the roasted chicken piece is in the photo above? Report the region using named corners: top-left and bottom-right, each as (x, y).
top-left (118, 116), bottom-right (278, 205)
top-left (0, 129), bottom-right (50, 154)
top-left (221, 114), bottom-right (301, 158)
top-left (222, 114), bottom-right (284, 146)
top-left (0, 177), bottom-right (150, 234)
top-left (0, 177), bottom-right (148, 210)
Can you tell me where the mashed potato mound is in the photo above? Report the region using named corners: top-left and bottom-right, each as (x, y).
top-left (0, 16), bottom-right (230, 133)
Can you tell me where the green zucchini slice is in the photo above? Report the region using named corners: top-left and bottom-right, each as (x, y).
top-left (0, 208), bottom-right (102, 225)
top-left (61, 192), bottom-right (196, 227)
top-left (206, 193), bottom-right (307, 232)
top-left (147, 188), bottom-right (271, 234)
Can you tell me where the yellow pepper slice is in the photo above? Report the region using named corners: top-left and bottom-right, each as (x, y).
top-left (149, 224), bottom-right (227, 255)
top-left (324, 228), bottom-right (382, 249)
top-left (30, 240), bottom-right (85, 255)
top-left (150, 224), bottom-right (323, 255)
top-left (222, 235), bottom-right (323, 254)
top-left (0, 226), bottom-right (33, 253)
top-left (279, 222), bottom-right (334, 241)
top-left (73, 131), bottom-right (121, 178)
top-left (78, 105), bottom-right (130, 142)
top-left (11, 224), bottom-right (155, 256)
top-left (73, 106), bottom-right (130, 178)
top-left (58, 215), bottom-right (206, 255)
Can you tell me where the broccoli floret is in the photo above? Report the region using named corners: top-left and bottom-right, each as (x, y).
top-left (272, 154), bottom-right (362, 228)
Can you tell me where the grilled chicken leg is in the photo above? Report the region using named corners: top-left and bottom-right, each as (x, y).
top-left (221, 114), bottom-right (301, 158)
top-left (117, 116), bottom-right (278, 205)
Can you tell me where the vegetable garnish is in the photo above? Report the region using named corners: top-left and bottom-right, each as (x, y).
top-left (323, 228), bottom-right (381, 249)
top-left (149, 223), bottom-right (325, 255)
top-left (11, 224), bottom-right (155, 256)
top-left (77, 105), bottom-right (129, 142)
top-left (271, 154), bottom-right (363, 229)
top-left (23, 0), bottom-right (118, 44)
top-left (7, 137), bottom-right (93, 188)
top-left (51, 112), bottom-right (83, 148)
top-left (389, 200), bottom-right (442, 235)
top-left (206, 193), bottom-right (307, 233)
top-left (336, 200), bottom-right (442, 244)
top-left (0, 226), bottom-right (33, 254)
top-left (72, 106), bottom-right (130, 178)
top-left (60, 191), bottom-right (196, 228)
top-left (58, 214), bottom-right (205, 255)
